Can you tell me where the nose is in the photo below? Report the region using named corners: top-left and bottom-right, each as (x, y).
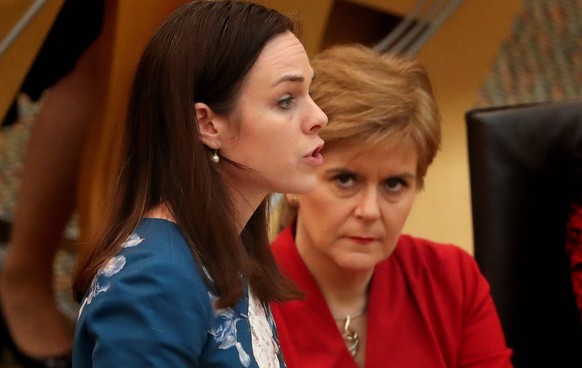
top-left (304, 98), bottom-right (328, 134)
top-left (354, 187), bottom-right (381, 221)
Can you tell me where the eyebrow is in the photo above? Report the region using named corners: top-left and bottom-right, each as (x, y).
top-left (326, 168), bottom-right (417, 180)
top-left (273, 71), bottom-right (316, 87)
top-left (395, 173), bottom-right (417, 181)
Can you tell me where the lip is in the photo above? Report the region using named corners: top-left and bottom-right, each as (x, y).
top-left (303, 142), bottom-right (324, 166)
top-left (347, 236), bottom-right (377, 245)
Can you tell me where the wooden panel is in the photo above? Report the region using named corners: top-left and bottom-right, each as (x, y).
top-left (80, 0), bottom-right (333, 242)
top-left (345, 0), bottom-right (417, 16)
top-left (257, 0), bottom-right (334, 57)
top-left (0, 0), bottom-right (34, 37)
top-left (76, 0), bottom-right (526, 256)
top-left (321, 0), bottom-right (401, 50)
top-left (78, 0), bottom-right (188, 243)
top-left (0, 0), bottom-right (65, 122)
top-left (403, 0), bottom-right (525, 253)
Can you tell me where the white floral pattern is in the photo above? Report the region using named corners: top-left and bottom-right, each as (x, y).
top-left (75, 227), bottom-right (285, 367)
top-left (209, 292), bottom-right (252, 367)
top-left (207, 288), bottom-right (283, 368)
top-left (77, 233), bottom-right (144, 318)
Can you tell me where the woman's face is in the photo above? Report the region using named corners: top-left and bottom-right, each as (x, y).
top-left (217, 31), bottom-right (327, 198)
top-left (294, 141), bottom-right (419, 275)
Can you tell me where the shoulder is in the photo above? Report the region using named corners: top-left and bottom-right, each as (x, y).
top-left (383, 239), bottom-right (511, 366)
top-left (391, 234), bottom-right (484, 290)
top-left (111, 218), bottom-right (206, 291)
top-left (270, 226), bottom-right (301, 274)
top-left (130, 218), bottom-right (198, 264)
top-left (381, 235), bottom-right (495, 326)
top-left (270, 225), bottom-right (294, 256)
top-left (74, 219), bottom-right (213, 366)
top-left (395, 234), bottom-right (476, 268)
top-left (78, 218), bottom-right (212, 321)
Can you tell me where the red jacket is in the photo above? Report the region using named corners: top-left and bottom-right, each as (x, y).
top-left (270, 226), bottom-right (513, 368)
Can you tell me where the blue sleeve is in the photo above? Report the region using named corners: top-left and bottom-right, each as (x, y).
top-left (82, 253), bottom-right (212, 367)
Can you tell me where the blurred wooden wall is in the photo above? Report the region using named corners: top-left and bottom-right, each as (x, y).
top-left (78, 0), bottom-right (416, 247)
top-left (0, 0), bottom-right (65, 123)
top-left (76, 0), bottom-right (188, 249)
top-left (1, 0), bottom-right (522, 254)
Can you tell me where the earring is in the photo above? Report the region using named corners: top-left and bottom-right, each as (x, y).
top-left (211, 150), bottom-right (220, 163)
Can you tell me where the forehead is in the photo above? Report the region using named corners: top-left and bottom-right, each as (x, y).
top-left (322, 141), bottom-right (418, 171)
top-left (244, 31), bottom-right (312, 87)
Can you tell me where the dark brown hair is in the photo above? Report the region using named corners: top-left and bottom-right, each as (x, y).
top-left (73, 0), bottom-right (301, 308)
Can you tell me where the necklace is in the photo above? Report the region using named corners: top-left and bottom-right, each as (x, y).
top-left (333, 306), bottom-right (367, 357)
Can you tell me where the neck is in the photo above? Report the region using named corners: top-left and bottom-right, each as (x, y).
top-left (144, 186), bottom-right (265, 236)
top-left (223, 179), bottom-right (267, 234)
top-left (145, 187), bottom-right (263, 236)
top-left (323, 281), bottom-right (370, 321)
top-left (305, 257), bottom-right (371, 318)
top-left (145, 203), bottom-right (176, 222)
top-left (295, 234), bottom-right (372, 317)
top-left (294, 227), bottom-right (370, 365)
top-left (333, 304), bottom-right (367, 321)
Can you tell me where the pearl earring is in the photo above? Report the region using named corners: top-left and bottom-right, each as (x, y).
top-left (211, 150), bottom-right (220, 163)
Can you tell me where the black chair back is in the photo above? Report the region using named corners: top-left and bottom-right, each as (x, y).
top-left (466, 100), bottom-right (582, 367)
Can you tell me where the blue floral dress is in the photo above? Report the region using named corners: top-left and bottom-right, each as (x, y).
top-left (73, 218), bottom-right (286, 367)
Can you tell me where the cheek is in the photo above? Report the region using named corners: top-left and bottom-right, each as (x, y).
top-left (382, 198), bottom-right (415, 234)
top-left (230, 124), bottom-right (281, 165)
top-left (302, 196), bottom-right (350, 232)
top-left (248, 125), bottom-right (295, 165)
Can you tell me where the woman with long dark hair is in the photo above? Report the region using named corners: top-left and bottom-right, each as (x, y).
top-left (72, 1), bottom-right (327, 366)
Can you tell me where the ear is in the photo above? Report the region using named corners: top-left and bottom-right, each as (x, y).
top-left (195, 102), bottom-right (223, 149)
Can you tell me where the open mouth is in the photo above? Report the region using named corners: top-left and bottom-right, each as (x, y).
top-left (310, 144), bottom-right (323, 158)
top-left (304, 144), bottom-right (324, 165)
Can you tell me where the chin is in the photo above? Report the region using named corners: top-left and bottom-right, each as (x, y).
top-left (280, 176), bottom-right (317, 195)
top-left (342, 265), bottom-right (377, 275)
top-left (338, 259), bottom-right (378, 273)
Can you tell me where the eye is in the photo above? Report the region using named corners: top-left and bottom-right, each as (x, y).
top-left (333, 173), bottom-right (356, 188)
top-left (383, 177), bottom-right (409, 193)
top-left (277, 95), bottom-right (294, 109)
